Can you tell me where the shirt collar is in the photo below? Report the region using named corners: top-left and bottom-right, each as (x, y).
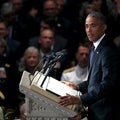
top-left (93, 34), bottom-right (105, 50)
top-left (76, 65), bottom-right (88, 73)
top-left (40, 50), bottom-right (51, 58)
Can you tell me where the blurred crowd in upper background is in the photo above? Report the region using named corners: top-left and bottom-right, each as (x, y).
top-left (0, 0), bottom-right (120, 62)
top-left (0, 0), bottom-right (120, 119)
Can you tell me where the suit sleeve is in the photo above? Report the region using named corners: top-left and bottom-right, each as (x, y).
top-left (78, 81), bottom-right (88, 94)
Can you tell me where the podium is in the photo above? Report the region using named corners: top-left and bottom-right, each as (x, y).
top-left (19, 71), bottom-right (78, 119)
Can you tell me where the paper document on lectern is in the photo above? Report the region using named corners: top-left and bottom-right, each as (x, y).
top-left (30, 71), bottom-right (79, 102)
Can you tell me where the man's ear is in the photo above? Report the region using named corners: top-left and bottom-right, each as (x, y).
top-left (103, 24), bottom-right (107, 31)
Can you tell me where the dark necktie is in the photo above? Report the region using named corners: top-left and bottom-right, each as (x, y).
top-left (90, 45), bottom-right (95, 66)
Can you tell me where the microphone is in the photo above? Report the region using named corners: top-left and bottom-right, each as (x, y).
top-left (45, 49), bottom-right (68, 65)
top-left (45, 52), bottom-right (55, 63)
top-left (41, 52), bottom-right (55, 73)
top-left (41, 49), bottom-right (67, 73)
top-left (42, 49), bottom-right (68, 70)
top-left (40, 49), bottom-right (68, 87)
top-left (48, 49), bottom-right (68, 65)
top-left (54, 49), bottom-right (68, 57)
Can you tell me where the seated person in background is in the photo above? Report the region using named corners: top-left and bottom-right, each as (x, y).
top-left (36, 28), bottom-right (68, 79)
top-left (0, 18), bottom-right (20, 54)
top-left (29, 18), bottom-right (68, 52)
top-left (18, 46), bottom-right (41, 74)
top-left (18, 46), bottom-right (41, 118)
top-left (61, 42), bottom-right (90, 89)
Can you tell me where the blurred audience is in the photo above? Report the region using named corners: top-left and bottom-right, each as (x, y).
top-left (42, 0), bottom-right (73, 39)
top-left (0, 18), bottom-right (20, 55)
top-left (42, 0), bottom-right (80, 59)
top-left (107, 0), bottom-right (120, 40)
top-left (38, 28), bottom-right (68, 79)
top-left (29, 18), bottom-right (68, 52)
top-left (0, 38), bottom-right (19, 119)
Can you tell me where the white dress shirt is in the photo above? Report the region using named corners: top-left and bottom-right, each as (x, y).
top-left (61, 65), bottom-right (88, 84)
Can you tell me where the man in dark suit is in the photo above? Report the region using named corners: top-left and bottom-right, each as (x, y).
top-left (59, 11), bottom-right (120, 120)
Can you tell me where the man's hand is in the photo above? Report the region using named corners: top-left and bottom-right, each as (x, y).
top-left (59, 94), bottom-right (81, 107)
top-left (61, 80), bottom-right (79, 90)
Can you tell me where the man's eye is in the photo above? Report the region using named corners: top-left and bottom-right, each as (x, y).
top-left (91, 24), bottom-right (96, 27)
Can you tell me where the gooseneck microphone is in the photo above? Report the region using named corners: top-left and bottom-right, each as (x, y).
top-left (40, 49), bottom-right (68, 87)
top-left (54, 49), bottom-right (68, 57)
top-left (42, 49), bottom-right (68, 72)
top-left (48, 49), bottom-right (68, 65)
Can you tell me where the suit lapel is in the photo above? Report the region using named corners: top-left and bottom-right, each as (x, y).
top-left (88, 36), bottom-right (107, 73)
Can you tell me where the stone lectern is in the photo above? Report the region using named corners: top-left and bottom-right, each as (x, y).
top-left (19, 71), bottom-right (78, 120)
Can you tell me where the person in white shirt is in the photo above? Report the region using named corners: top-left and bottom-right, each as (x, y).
top-left (61, 42), bottom-right (91, 87)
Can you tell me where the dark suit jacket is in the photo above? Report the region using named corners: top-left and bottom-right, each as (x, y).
top-left (79, 35), bottom-right (120, 120)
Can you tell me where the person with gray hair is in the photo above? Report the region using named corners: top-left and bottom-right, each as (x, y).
top-left (18, 46), bottom-right (42, 118)
top-left (0, 2), bottom-right (15, 17)
top-left (18, 46), bottom-right (41, 73)
top-left (59, 11), bottom-right (120, 120)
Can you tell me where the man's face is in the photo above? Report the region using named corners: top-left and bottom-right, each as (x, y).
top-left (116, 0), bottom-right (120, 14)
top-left (11, 0), bottom-right (23, 12)
top-left (56, 0), bottom-right (65, 13)
top-left (85, 16), bottom-right (106, 42)
top-left (76, 46), bottom-right (90, 68)
top-left (0, 22), bottom-right (8, 39)
top-left (92, 0), bottom-right (102, 10)
top-left (39, 29), bottom-right (54, 50)
top-left (43, 0), bottom-right (57, 18)
top-left (25, 51), bottom-right (39, 69)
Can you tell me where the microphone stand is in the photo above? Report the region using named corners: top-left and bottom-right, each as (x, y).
top-left (40, 61), bottom-right (56, 88)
